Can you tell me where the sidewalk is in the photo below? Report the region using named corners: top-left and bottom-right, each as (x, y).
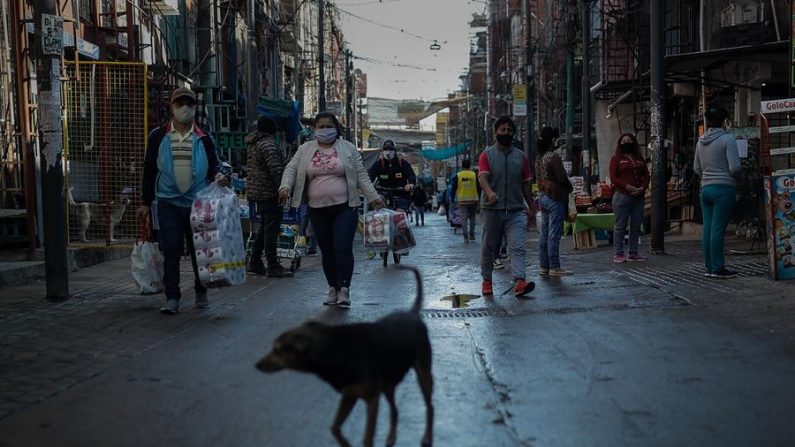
top-left (0, 223), bottom-right (791, 424)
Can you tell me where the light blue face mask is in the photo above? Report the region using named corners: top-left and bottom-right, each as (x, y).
top-left (316, 128), bottom-right (338, 144)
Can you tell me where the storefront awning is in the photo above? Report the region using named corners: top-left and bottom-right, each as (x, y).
top-left (420, 141), bottom-right (472, 160)
top-left (665, 41), bottom-right (788, 83)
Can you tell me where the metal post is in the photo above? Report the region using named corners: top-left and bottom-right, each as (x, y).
top-left (33, 0), bottom-right (69, 299)
top-left (525, 0), bottom-right (535, 171)
top-left (650, 0), bottom-right (667, 253)
top-left (317, 0), bottom-right (326, 112)
top-left (9, 0), bottom-right (39, 257)
top-left (345, 50), bottom-right (352, 140)
top-left (581, 0), bottom-right (592, 193)
top-left (565, 0), bottom-right (575, 164)
top-left (358, 97), bottom-right (364, 148)
top-left (247, 0), bottom-right (258, 122)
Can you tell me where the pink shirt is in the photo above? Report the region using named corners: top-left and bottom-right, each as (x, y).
top-left (306, 147), bottom-right (349, 208)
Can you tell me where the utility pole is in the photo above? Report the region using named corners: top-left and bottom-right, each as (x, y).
top-left (581, 0), bottom-right (592, 192)
top-left (358, 97), bottom-right (364, 148)
top-left (317, 0), bottom-right (326, 112)
top-left (650, 0), bottom-right (667, 253)
top-left (525, 0), bottom-right (535, 171)
top-left (33, 0), bottom-right (69, 299)
top-left (565, 0), bottom-right (576, 166)
top-left (345, 50), bottom-right (353, 141)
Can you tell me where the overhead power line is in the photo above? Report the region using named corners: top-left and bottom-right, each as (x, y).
top-left (333, 4), bottom-right (447, 44)
top-left (351, 54), bottom-right (437, 71)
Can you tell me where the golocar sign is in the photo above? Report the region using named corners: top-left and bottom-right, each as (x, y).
top-left (761, 98), bottom-right (795, 114)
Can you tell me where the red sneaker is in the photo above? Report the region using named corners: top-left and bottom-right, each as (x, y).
top-left (513, 279), bottom-right (535, 298)
top-left (481, 280), bottom-right (493, 296)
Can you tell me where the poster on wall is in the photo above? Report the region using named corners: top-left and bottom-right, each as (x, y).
top-left (764, 174), bottom-right (795, 280)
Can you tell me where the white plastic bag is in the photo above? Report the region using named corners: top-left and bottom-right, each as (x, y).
top-left (364, 209), bottom-right (393, 250)
top-left (391, 211), bottom-right (416, 254)
top-left (191, 182), bottom-right (246, 286)
top-left (567, 193), bottom-right (577, 222)
top-left (131, 240), bottom-right (164, 295)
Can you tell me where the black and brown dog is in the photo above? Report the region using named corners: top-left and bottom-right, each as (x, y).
top-left (256, 265), bottom-right (433, 447)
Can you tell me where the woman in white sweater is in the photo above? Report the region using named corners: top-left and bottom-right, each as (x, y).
top-left (279, 112), bottom-right (384, 308)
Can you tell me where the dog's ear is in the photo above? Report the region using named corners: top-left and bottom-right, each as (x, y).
top-left (291, 333), bottom-right (312, 354)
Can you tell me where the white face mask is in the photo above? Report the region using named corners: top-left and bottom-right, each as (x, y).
top-left (172, 105), bottom-right (195, 124)
top-left (383, 150), bottom-right (396, 160)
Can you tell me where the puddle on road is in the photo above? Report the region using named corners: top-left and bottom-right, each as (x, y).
top-left (439, 294), bottom-right (481, 308)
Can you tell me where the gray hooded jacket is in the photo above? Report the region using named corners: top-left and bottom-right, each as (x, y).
top-left (694, 128), bottom-right (741, 188)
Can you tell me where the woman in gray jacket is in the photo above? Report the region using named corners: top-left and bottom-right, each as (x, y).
top-left (278, 112), bottom-right (384, 307)
top-left (694, 107), bottom-right (742, 279)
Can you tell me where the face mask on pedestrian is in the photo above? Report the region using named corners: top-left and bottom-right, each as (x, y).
top-left (620, 143), bottom-right (635, 154)
top-left (172, 105), bottom-right (195, 124)
top-left (496, 134), bottom-right (513, 146)
top-left (316, 128), bottom-right (337, 144)
top-left (383, 150), bottom-right (396, 160)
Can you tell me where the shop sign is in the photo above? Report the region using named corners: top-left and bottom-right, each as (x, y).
top-left (216, 132), bottom-right (247, 151)
top-left (728, 127), bottom-right (759, 139)
top-left (41, 14), bottom-right (64, 55)
top-left (27, 23), bottom-right (100, 59)
top-left (777, 175), bottom-right (795, 191)
top-left (512, 84), bottom-right (527, 117)
top-left (761, 98), bottom-right (795, 114)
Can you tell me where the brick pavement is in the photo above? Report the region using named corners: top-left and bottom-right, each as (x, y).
top-left (0, 261), bottom-right (279, 421)
top-left (0, 233), bottom-right (791, 423)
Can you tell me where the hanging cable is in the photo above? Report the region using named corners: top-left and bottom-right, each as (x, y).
top-left (333, 4), bottom-right (446, 44)
top-left (351, 54), bottom-right (437, 71)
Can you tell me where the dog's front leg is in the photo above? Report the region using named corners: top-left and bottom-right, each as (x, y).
top-left (384, 387), bottom-right (398, 446)
top-left (331, 395), bottom-right (356, 447)
top-left (363, 394), bottom-right (380, 447)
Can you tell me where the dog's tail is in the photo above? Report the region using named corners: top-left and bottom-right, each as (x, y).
top-left (66, 187), bottom-right (77, 206)
top-left (395, 265), bottom-right (423, 314)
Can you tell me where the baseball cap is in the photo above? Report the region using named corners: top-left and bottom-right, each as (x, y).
top-left (170, 87), bottom-right (196, 104)
top-left (382, 139), bottom-right (396, 150)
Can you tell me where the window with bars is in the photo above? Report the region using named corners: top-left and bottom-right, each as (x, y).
top-left (79, 0), bottom-right (94, 24)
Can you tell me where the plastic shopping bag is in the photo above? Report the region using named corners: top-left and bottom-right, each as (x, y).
top-left (566, 193), bottom-right (577, 222)
top-left (131, 218), bottom-right (164, 294)
top-left (364, 209), bottom-right (393, 250)
top-left (391, 211), bottom-right (416, 254)
top-left (191, 182), bottom-right (247, 286)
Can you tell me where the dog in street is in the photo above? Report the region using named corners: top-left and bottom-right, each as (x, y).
top-left (256, 265), bottom-right (433, 447)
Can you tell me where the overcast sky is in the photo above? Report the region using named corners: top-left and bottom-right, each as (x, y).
top-left (337, 0), bottom-right (486, 101)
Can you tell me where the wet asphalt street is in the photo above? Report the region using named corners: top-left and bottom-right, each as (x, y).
top-left (0, 212), bottom-right (794, 447)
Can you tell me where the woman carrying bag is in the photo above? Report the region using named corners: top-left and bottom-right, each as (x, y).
top-left (278, 112), bottom-right (384, 308)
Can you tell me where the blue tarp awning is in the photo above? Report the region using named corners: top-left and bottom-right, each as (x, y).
top-left (257, 97), bottom-right (301, 143)
top-left (420, 141), bottom-right (472, 160)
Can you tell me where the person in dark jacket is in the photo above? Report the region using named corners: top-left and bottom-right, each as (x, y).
top-left (609, 133), bottom-right (650, 263)
top-left (246, 116), bottom-right (292, 278)
top-left (535, 126), bottom-right (573, 276)
top-left (137, 87), bottom-right (224, 315)
top-left (411, 184), bottom-right (427, 226)
top-left (368, 139), bottom-right (416, 211)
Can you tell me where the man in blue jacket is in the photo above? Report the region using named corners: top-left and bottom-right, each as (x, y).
top-left (136, 87), bottom-right (224, 315)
